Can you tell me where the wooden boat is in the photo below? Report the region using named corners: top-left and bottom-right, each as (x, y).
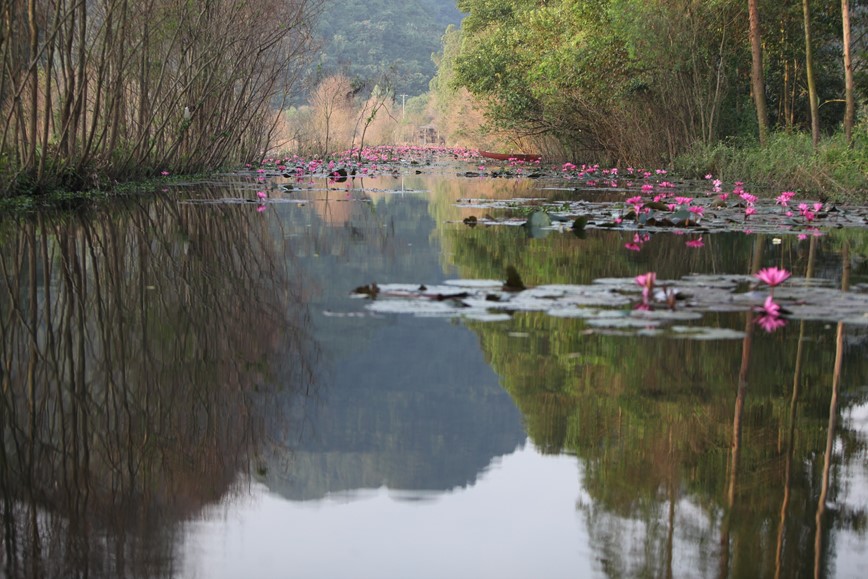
top-left (479, 150), bottom-right (542, 162)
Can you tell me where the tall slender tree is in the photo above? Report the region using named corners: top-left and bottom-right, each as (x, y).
top-left (842, 0), bottom-right (855, 145)
top-left (748, 0), bottom-right (770, 145)
top-left (803, 0), bottom-right (820, 147)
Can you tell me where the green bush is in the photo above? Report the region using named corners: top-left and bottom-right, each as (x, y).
top-left (672, 130), bottom-right (868, 201)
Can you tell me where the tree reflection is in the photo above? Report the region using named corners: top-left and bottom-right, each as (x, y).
top-left (450, 220), bottom-right (868, 577)
top-left (775, 235), bottom-right (815, 579)
top-left (0, 186), bottom-right (317, 578)
top-left (814, 240), bottom-right (849, 579)
top-left (719, 235), bottom-right (763, 578)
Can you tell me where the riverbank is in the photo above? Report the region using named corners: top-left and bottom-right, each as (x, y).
top-left (2, 139), bottom-right (864, 216)
top-left (672, 131), bottom-right (867, 201)
top-left (0, 172), bottom-right (216, 214)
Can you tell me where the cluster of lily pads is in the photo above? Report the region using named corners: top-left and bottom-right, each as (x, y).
top-left (284, 147), bottom-right (863, 338)
top-left (235, 147), bottom-right (846, 246)
top-left (243, 145), bottom-right (476, 183)
top-left (351, 261), bottom-right (867, 338)
top-left (204, 146), bottom-right (864, 338)
top-left (633, 266), bottom-right (793, 333)
top-left (179, 145), bottom-right (478, 209)
top-left (442, 150), bottom-right (856, 246)
top-left (455, 173), bottom-right (842, 247)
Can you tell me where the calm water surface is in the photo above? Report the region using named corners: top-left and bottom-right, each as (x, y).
top-left (1, 162), bottom-right (867, 578)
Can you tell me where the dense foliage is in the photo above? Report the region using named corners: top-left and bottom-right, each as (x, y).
top-left (311, 0), bottom-right (463, 97)
top-left (445, 0), bottom-right (866, 165)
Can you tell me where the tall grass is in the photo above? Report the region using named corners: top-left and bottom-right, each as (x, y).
top-left (673, 129), bottom-right (868, 201)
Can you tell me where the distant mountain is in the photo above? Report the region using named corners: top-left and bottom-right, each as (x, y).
top-left (310, 0), bottom-right (464, 97)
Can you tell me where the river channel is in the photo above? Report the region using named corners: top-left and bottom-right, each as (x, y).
top-left (1, 156), bottom-right (867, 578)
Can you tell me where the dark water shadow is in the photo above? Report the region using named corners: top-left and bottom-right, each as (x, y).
top-left (0, 187), bottom-right (319, 578)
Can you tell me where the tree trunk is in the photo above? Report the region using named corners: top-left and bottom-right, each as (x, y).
top-left (803, 0), bottom-right (820, 148)
top-left (842, 0), bottom-right (855, 145)
top-left (26, 0), bottom-right (37, 166)
top-left (748, 0), bottom-right (769, 145)
top-left (782, 60), bottom-right (791, 130)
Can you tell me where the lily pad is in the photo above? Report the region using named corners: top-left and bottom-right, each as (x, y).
top-left (453, 191), bottom-right (862, 237)
top-left (351, 271), bottom-right (868, 340)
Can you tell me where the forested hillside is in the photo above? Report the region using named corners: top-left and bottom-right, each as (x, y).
top-left (312, 0), bottom-right (463, 96)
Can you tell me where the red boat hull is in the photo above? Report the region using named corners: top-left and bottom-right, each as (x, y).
top-left (479, 150), bottom-right (542, 162)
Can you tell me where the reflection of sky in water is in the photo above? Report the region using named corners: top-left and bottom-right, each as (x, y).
top-left (182, 173), bottom-right (868, 579)
top-left (180, 442), bottom-right (599, 579)
top-left (5, 169), bottom-right (868, 578)
top-left (839, 402), bottom-right (868, 575)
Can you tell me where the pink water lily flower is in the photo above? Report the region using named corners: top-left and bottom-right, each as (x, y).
top-left (756, 313), bottom-right (787, 333)
top-left (776, 191), bottom-right (795, 206)
top-left (635, 272), bottom-right (656, 288)
top-left (755, 267), bottom-right (791, 287)
top-left (759, 295), bottom-right (781, 316)
top-left (739, 192), bottom-right (757, 205)
top-left (635, 272), bottom-right (656, 302)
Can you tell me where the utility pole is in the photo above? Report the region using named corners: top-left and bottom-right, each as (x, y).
top-left (399, 94), bottom-right (408, 144)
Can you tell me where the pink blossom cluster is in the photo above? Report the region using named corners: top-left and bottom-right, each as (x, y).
top-left (685, 236), bottom-right (704, 248)
top-left (625, 232), bottom-right (651, 252)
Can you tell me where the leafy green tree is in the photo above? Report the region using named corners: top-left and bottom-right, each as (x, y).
top-left (447, 0), bottom-right (861, 164)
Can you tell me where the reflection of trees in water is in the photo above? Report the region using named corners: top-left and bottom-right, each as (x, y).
top-left (0, 187), bottom-right (317, 578)
top-left (429, 172), bottom-right (866, 289)
top-left (458, 232), bottom-right (868, 577)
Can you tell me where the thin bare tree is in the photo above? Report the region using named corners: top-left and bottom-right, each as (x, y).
top-left (0, 0), bottom-right (320, 196)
